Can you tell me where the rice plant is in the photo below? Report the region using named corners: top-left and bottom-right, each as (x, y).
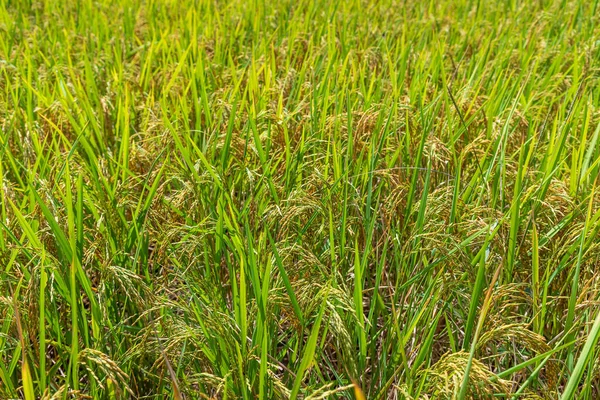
top-left (1, 0), bottom-right (599, 398)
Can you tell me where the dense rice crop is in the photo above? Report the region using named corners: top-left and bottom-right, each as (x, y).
top-left (1, 0), bottom-right (600, 398)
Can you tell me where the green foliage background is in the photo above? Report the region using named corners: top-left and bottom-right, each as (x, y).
top-left (1, 0), bottom-right (600, 398)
